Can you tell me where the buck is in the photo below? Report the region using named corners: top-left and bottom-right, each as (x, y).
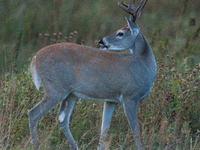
top-left (29, 0), bottom-right (156, 149)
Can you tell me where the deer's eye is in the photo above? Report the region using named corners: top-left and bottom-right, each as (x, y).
top-left (117, 32), bottom-right (124, 37)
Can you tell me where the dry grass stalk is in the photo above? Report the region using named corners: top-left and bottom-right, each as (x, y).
top-left (146, 126), bottom-right (154, 150)
top-left (102, 134), bottom-right (112, 150)
top-left (158, 118), bottom-right (169, 146)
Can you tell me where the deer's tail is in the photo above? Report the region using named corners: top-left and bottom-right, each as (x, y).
top-left (30, 56), bottom-right (41, 90)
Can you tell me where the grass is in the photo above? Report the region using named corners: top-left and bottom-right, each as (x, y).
top-left (0, 0), bottom-right (200, 149)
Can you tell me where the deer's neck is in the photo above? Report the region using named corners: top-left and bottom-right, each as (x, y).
top-left (130, 32), bottom-right (153, 57)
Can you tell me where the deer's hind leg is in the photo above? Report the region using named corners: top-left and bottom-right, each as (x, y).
top-left (29, 92), bottom-right (64, 149)
top-left (57, 94), bottom-right (77, 150)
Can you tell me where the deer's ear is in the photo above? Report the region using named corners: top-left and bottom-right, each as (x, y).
top-left (125, 17), bottom-right (139, 36)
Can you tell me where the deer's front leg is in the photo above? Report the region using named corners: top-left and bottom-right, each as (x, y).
top-left (123, 99), bottom-right (142, 150)
top-left (97, 102), bottom-right (117, 150)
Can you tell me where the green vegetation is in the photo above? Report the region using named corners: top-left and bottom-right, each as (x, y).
top-left (0, 0), bottom-right (200, 149)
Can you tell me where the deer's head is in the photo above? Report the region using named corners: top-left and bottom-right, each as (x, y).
top-left (99, 0), bottom-right (147, 51)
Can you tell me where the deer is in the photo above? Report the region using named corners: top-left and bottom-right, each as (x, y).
top-left (29, 0), bottom-right (156, 149)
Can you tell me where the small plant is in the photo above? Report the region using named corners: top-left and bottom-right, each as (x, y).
top-left (138, 56), bottom-right (200, 149)
top-left (36, 31), bottom-right (81, 49)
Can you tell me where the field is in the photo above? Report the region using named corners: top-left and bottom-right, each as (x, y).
top-left (0, 0), bottom-right (200, 149)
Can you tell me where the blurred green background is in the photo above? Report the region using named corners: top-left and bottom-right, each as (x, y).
top-left (0, 0), bottom-right (200, 73)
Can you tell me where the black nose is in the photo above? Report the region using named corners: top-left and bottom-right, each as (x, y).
top-left (98, 39), bottom-right (104, 45)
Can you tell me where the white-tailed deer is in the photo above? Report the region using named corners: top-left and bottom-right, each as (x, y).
top-left (29, 0), bottom-right (156, 149)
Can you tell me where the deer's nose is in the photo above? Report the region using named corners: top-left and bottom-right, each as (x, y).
top-left (98, 39), bottom-right (104, 45)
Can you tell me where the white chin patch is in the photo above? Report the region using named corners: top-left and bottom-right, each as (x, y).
top-left (108, 47), bottom-right (125, 51)
top-left (59, 111), bottom-right (65, 122)
top-left (100, 47), bottom-right (108, 50)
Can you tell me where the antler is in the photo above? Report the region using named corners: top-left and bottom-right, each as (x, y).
top-left (118, 0), bottom-right (148, 22)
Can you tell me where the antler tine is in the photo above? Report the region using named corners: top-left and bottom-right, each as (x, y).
top-left (135, 0), bottom-right (144, 12)
top-left (118, 0), bottom-right (131, 11)
top-left (136, 0), bottom-right (147, 14)
top-left (122, 2), bottom-right (129, 8)
top-left (121, 0), bottom-right (132, 8)
top-left (128, 0), bottom-right (132, 7)
top-left (122, 2), bottom-right (128, 7)
top-left (121, 1), bottom-right (136, 12)
top-left (139, 0), bottom-right (148, 12)
top-left (118, 1), bottom-right (133, 16)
